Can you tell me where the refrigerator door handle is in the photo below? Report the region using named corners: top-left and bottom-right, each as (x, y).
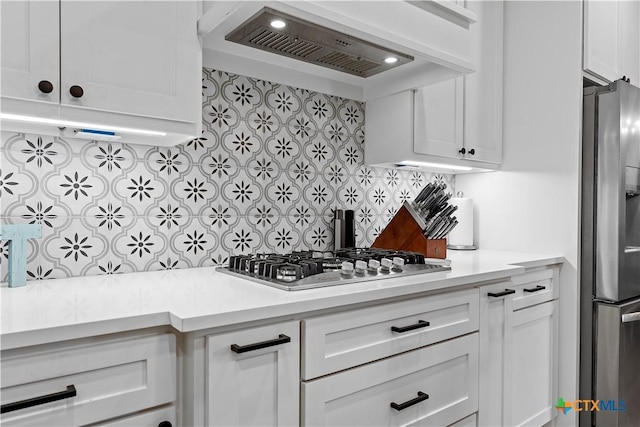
top-left (621, 312), bottom-right (640, 323)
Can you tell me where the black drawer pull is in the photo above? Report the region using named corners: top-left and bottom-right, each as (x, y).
top-left (391, 320), bottom-right (430, 333)
top-left (390, 391), bottom-right (429, 411)
top-left (1, 385), bottom-right (76, 414)
top-left (488, 289), bottom-right (516, 298)
top-left (231, 334), bottom-right (291, 354)
top-left (523, 285), bottom-right (546, 293)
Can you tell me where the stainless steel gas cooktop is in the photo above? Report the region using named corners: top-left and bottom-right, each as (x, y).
top-left (216, 248), bottom-right (450, 291)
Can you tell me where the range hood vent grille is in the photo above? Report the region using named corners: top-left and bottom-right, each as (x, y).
top-left (250, 30), bottom-right (323, 58)
top-left (226, 7), bottom-right (413, 78)
top-left (318, 52), bottom-right (378, 74)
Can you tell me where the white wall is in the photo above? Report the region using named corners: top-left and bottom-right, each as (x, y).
top-left (456, 2), bottom-right (583, 426)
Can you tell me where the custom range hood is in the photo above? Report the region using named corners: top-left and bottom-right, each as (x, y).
top-left (226, 7), bottom-right (414, 78)
top-left (199, 1), bottom-right (477, 101)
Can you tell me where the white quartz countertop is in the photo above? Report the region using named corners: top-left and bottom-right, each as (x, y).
top-left (1, 250), bottom-right (564, 350)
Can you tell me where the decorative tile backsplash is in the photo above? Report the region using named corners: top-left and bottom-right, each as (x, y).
top-left (0, 68), bottom-right (454, 281)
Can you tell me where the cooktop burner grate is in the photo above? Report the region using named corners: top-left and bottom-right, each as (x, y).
top-left (217, 248), bottom-right (450, 291)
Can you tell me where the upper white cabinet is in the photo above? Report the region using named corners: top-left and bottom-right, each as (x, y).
top-left (0, 1), bottom-right (60, 105)
top-left (365, 0), bottom-right (503, 172)
top-left (0, 1), bottom-right (202, 146)
top-left (583, 0), bottom-right (640, 85)
top-left (199, 1), bottom-right (477, 101)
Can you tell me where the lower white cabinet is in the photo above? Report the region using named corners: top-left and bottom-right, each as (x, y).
top-left (0, 332), bottom-right (176, 427)
top-left (204, 321), bottom-right (300, 426)
top-left (511, 301), bottom-right (559, 427)
top-left (98, 405), bottom-right (176, 426)
top-left (478, 267), bottom-right (560, 427)
top-left (302, 333), bottom-right (479, 427)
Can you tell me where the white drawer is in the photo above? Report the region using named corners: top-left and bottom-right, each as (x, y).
top-left (1, 333), bottom-right (176, 426)
top-left (302, 288), bottom-right (479, 379)
top-left (302, 333), bottom-right (479, 427)
top-left (511, 267), bottom-right (559, 310)
top-left (95, 405), bottom-right (175, 426)
top-left (449, 413), bottom-right (477, 427)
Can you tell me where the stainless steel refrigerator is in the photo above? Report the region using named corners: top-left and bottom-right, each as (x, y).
top-left (581, 79), bottom-right (640, 427)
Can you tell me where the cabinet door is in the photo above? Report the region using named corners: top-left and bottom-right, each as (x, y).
top-left (463, 0), bottom-right (503, 164)
top-left (0, 1), bottom-right (59, 104)
top-left (619, 0), bottom-right (640, 85)
top-left (584, 0), bottom-right (622, 82)
top-left (414, 77), bottom-right (464, 160)
top-left (510, 301), bottom-right (559, 427)
top-left (478, 283), bottom-right (514, 427)
top-left (413, 0), bottom-right (503, 165)
top-left (206, 321), bottom-right (300, 426)
top-left (59, 1), bottom-right (200, 122)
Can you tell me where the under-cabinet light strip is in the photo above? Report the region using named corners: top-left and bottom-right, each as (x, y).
top-left (0, 113), bottom-right (167, 137)
top-left (399, 160), bottom-right (475, 171)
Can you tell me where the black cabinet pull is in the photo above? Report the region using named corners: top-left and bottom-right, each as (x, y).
top-left (488, 289), bottom-right (516, 298)
top-left (1, 385), bottom-right (76, 414)
top-left (468, 148), bottom-right (476, 155)
top-left (158, 421), bottom-right (172, 427)
top-left (69, 85), bottom-right (84, 98)
top-left (38, 80), bottom-right (54, 94)
top-left (231, 334), bottom-right (291, 354)
top-left (458, 148), bottom-right (466, 154)
top-left (390, 391), bottom-right (429, 411)
top-left (391, 320), bottom-right (430, 333)
top-left (524, 285), bottom-right (546, 293)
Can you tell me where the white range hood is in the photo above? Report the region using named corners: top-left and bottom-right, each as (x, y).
top-left (199, 1), bottom-right (477, 101)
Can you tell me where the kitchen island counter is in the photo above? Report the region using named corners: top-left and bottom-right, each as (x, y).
top-left (0, 250), bottom-right (564, 349)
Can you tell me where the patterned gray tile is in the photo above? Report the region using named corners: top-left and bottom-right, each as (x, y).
top-left (220, 73), bottom-right (265, 119)
top-left (170, 165), bottom-right (217, 215)
top-left (144, 146), bottom-right (191, 179)
top-left (263, 126), bottom-right (303, 170)
top-left (302, 92), bottom-right (336, 131)
top-left (202, 68), bottom-right (220, 103)
top-left (0, 68), bottom-right (456, 282)
top-left (43, 157), bottom-right (109, 216)
top-left (42, 217), bottom-right (110, 278)
top-left (180, 128), bottom-right (218, 165)
top-left (169, 216), bottom-right (218, 268)
top-left (336, 98), bottom-right (365, 136)
top-left (220, 216), bottom-right (268, 255)
top-left (0, 156), bottom-right (41, 218)
top-left (111, 217), bottom-right (167, 271)
top-left (264, 84), bottom-right (304, 124)
top-left (337, 136), bottom-right (364, 174)
top-left (202, 99), bottom-right (241, 133)
top-left (112, 164), bottom-right (168, 216)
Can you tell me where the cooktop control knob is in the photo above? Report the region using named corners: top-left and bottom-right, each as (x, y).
top-left (392, 257), bottom-right (405, 272)
top-left (354, 260), bottom-right (367, 275)
top-left (368, 259), bottom-right (380, 273)
top-left (380, 258), bottom-right (393, 273)
top-left (341, 261), bottom-right (354, 277)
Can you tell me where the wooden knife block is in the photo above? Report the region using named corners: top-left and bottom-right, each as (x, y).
top-left (371, 203), bottom-right (447, 259)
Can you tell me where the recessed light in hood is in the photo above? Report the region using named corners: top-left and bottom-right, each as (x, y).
top-left (225, 7), bottom-right (414, 78)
